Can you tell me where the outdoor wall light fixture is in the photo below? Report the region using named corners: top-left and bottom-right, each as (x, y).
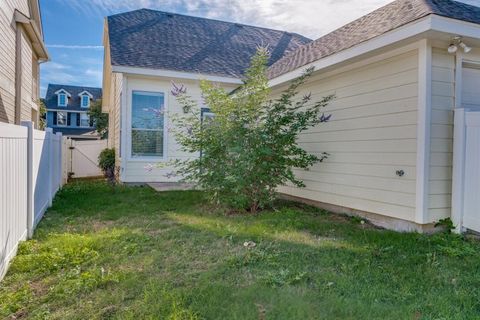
top-left (448, 36), bottom-right (472, 54)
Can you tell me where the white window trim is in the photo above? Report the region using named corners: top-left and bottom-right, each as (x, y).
top-left (56, 111), bottom-right (67, 127)
top-left (55, 89), bottom-right (71, 107)
top-left (127, 89), bottom-right (168, 162)
top-left (202, 112), bottom-right (215, 121)
top-left (79, 112), bottom-right (91, 127)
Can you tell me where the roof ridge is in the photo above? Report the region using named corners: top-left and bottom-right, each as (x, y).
top-left (47, 83), bottom-right (101, 89)
top-left (108, 8), bottom-right (311, 41)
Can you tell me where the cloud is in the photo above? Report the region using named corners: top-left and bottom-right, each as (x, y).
top-left (40, 60), bottom-right (104, 97)
top-left (47, 44), bottom-right (104, 49)
top-left (57, 0), bottom-right (480, 39)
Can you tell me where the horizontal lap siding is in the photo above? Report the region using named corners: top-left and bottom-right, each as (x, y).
top-left (428, 49), bottom-right (454, 221)
top-left (0, 1), bottom-right (18, 123)
top-left (276, 50), bottom-right (419, 221)
top-left (0, 0), bottom-right (35, 124)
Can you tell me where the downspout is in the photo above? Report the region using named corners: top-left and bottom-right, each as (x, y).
top-left (14, 24), bottom-right (23, 124)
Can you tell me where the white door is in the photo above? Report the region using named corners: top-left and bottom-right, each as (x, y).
top-left (69, 139), bottom-right (107, 178)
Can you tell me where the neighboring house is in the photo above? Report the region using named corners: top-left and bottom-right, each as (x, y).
top-left (103, 0), bottom-right (480, 232)
top-left (0, 0), bottom-right (49, 127)
top-left (44, 84), bottom-right (102, 139)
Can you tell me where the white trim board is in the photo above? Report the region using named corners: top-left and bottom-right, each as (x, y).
top-left (112, 66), bottom-right (243, 85)
top-left (269, 14), bottom-right (480, 88)
top-left (415, 39), bottom-right (432, 224)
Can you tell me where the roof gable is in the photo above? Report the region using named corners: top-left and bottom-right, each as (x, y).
top-left (107, 9), bottom-right (311, 79)
top-left (54, 88), bottom-right (71, 97)
top-left (267, 0), bottom-right (480, 79)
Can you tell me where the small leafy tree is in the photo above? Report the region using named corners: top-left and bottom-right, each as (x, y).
top-left (88, 99), bottom-right (109, 138)
top-left (171, 48), bottom-right (333, 212)
top-left (38, 99), bottom-right (47, 130)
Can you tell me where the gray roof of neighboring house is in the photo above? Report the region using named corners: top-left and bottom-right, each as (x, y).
top-left (267, 0), bottom-right (480, 79)
top-left (106, 9), bottom-right (311, 78)
top-left (51, 127), bottom-right (99, 138)
top-left (44, 84), bottom-right (102, 111)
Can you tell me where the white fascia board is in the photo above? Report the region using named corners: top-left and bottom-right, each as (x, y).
top-left (47, 109), bottom-right (87, 113)
top-left (78, 90), bottom-right (94, 98)
top-left (54, 89), bottom-right (72, 97)
top-left (112, 65), bottom-right (243, 84)
top-left (269, 15), bottom-right (480, 88)
top-left (268, 16), bottom-right (433, 87)
top-left (430, 15), bottom-right (480, 40)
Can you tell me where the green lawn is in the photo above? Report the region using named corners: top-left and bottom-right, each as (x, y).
top-left (1, 180), bottom-right (480, 319)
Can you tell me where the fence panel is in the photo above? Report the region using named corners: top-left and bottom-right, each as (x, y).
top-left (0, 123), bottom-right (29, 279)
top-left (33, 129), bottom-right (51, 226)
top-left (1, 122), bottom-right (65, 280)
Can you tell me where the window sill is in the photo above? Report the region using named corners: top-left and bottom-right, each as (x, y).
top-left (127, 156), bottom-right (167, 163)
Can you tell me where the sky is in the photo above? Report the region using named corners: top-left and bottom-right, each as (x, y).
top-left (39, 0), bottom-right (480, 98)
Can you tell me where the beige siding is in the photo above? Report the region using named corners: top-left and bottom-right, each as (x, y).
top-left (112, 73), bottom-right (122, 161)
top-left (0, 0), bottom-right (41, 124)
top-left (428, 48), bottom-right (455, 221)
top-left (274, 50), bottom-right (419, 222)
top-left (0, 0), bottom-right (19, 122)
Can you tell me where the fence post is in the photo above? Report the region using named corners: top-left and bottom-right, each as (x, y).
top-left (45, 128), bottom-right (53, 207)
top-left (20, 121), bottom-right (34, 239)
top-left (56, 132), bottom-right (62, 190)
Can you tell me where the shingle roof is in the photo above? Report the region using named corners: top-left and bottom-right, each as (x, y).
top-left (107, 9), bottom-right (311, 78)
top-left (44, 84), bottom-right (102, 111)
top-left (51, 127), bottom-right (98, 137)
top-left (267, 0), bottom-right (480, 79)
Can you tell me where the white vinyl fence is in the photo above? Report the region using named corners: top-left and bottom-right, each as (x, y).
top-left (0, 121), bottom-right (66, 280)
top-left (452, 109), bottom-right (480, 233)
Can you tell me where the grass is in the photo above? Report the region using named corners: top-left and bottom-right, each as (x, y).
top-left (1, 180), bottom-right (480, 319)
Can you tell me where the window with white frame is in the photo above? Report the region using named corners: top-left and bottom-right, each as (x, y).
top-left (57, 111), bottom-right (67, 126)
top-left (58, 93), bottom-right (67, 107)
top-left (80, 113), bottom-right (90, 127)
top-left (81, 95), bottom-right (90, 108)
top-left (131, 91), bottom-right (165, 158)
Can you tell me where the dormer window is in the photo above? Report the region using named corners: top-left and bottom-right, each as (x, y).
top-left (58, 94), bottom-right (67, 106)
top-left (81, 95), bottom-right (90, 108)
top-left (54, 89), bottom-right (71, 107)
top-left (78, 91), bottom-right (93, 108)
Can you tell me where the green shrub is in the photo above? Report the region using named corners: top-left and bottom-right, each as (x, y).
top-left (170, 48), bottom-right (333, 212)
top-left (98, 148), bottom-right (116, 184)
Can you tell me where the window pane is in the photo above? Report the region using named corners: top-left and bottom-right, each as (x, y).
top-left (82, 95), bottom-right (89, 107)
top-left (57, 112), bottom-right (66, 125)
top-left (131, 91), bottom-right (164, 157)
top-left (132, 92), bottom-right (164, 129)
top-left (80, 113), bottom-right (89, 126)
top-left (59, 94), bottom-right (66, 106)
top-left (132, 129), bottom-right (164, 157)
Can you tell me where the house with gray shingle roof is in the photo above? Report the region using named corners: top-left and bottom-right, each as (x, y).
top-left (102, 0), bottom-right (480, 232)
top-left (45, 84), bottom-right (102, 139)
